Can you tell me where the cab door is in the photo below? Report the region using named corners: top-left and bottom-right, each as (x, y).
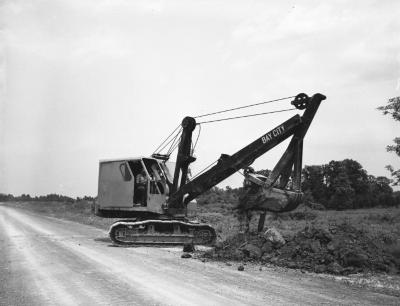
top-left (142, 159), bottom-right (166, 214)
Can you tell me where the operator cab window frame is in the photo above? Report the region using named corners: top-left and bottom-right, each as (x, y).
top-left (142, 158), bottom-right (166, 195)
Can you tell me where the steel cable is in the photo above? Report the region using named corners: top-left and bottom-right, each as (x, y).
top-left (191, 124), bottom-right (202, 153)
top-left (188, 159), bottom-right (218, 182)
top-left (153, 124), bottom-right (181, 154)
top-left (166, 131), bottom-right (182, 156)
top-left (194, 95), bottom-right (295, 119)
top-left (196, 108), bottom-right (296, 124)
top-left (154, 95), bottom-right (296, 155)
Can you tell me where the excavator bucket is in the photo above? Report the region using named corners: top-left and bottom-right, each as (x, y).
top-left (238, 186), bottom-right (302, 213)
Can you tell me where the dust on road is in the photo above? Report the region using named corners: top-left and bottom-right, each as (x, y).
top-left (0, 205), bottom-right (398, 305)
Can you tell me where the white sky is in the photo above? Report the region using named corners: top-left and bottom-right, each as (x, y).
top-left (1, 0), bottom-right (399, 197)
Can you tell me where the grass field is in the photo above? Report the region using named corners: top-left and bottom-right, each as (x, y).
top-left (197, 202), bottom-right (400, 244)
top-left (4, 200), bottom-right (400, 249)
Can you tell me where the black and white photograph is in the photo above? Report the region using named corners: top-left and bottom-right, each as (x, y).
top-left (1, 1), bottom-right (399, 305)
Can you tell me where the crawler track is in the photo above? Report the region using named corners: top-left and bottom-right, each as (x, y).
top-left (109, 219), bottom-right (216, 246)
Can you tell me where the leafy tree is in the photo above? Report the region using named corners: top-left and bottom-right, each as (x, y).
top-left (0, 194), bottom-right (14, 201)
top-left (20, 194), bottom-right (32, 201)
top-left (83, 196), bottom-right (95, 201)
top-left (373, 176), bottom-right (393, 194)
top-left (378, 96), bottom-right (400, 185)
top-left (324, 161), bottom-right (355, 209)
top-left (367, 175), bottom-right (394, 207)
top-left (341, 159), bottom-right (369, 194)
top-left (302, 165), bottom-right (327, 203)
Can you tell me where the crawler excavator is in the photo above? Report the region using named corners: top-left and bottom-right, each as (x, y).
top-left (95, 93), bottom-right (326, 246)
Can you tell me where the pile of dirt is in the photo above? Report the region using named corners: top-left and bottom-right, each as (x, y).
top-left (206, 224), bottom-right (400, 275)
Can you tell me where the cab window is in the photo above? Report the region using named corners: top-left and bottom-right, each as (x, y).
top-left (119, 163), bottom-right (132, 181)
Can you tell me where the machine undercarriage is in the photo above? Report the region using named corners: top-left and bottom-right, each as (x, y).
top-left (109, 219), bottom-right (216, 246)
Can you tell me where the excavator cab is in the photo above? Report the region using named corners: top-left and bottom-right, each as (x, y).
top-left (96, 157), bottom-right (169, 218)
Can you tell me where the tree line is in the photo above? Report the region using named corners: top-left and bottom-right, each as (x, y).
top-left (302, 159), bottom-right (398, 209)
top-left (197, 158), bottom-right (400, 210)
top-left (0, 193), bottom-right (95, 203)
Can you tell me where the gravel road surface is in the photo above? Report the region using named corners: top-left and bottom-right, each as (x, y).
top-left (0, 204), bottom-right (398, 305)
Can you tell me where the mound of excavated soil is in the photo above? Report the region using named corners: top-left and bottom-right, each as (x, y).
top-left (206, 224), bottom-right (400, 275)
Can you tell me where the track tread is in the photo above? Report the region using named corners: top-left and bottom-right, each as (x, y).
top-left (109, 219), bottom-right (216, 246)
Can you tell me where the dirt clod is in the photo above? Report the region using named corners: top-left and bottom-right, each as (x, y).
top-left (183, 243), bottom-right (195, 253)
top-left (238, 265), bottom-right (244, 271)
top-left (242, 244), bottom-right (262, 259)
top-left (208, 223), bottom-right (400, 275)
top-left (263, 227), bottom-right (286, 247)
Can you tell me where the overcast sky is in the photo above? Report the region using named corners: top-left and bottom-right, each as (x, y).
top-left (1, 0), bottom-right (399, 197)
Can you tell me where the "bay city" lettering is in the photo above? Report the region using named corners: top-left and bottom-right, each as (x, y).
top-left (261, 125), bottom-right (285, 144)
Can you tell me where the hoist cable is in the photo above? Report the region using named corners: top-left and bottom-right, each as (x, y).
top-left (194, 96), bottom-right (295, 119)
top-left (166, 141), bottom-right (178, 156)
top-left (168, 142), bottom-right (180, 156)
top-left (192, 124), bottom-right (202, 153)
top-left (237, 170), bottom-right (245, 177)
top-left (168, 129), bottom-right (182, 153)
top-left (153, 124), bottom-right (181, 154)
top-left (158, 130), bottom-right (179, 155)
top-left (167, 131), bottom-right (182, 156)
top-left (157, 127), bottom-right (181, 154)
top-left (156, 128), bottom-right (182, 155)
top-left (189, 159), bottom-right (218, 182)
top-left (163, 129), bottom-right (182, 155)
top-left (154, 95), bottom-right (296, 154)
top-left (190, 159), bottom-right (250, 183)
top-left (197, 108), bottom-right (296, 124)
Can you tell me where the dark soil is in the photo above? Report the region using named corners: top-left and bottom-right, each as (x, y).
top-left (204, 223), bottom-right (400, 275)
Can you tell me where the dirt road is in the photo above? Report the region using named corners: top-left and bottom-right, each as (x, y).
top-left (0, 205), bottom-right (398, 305)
